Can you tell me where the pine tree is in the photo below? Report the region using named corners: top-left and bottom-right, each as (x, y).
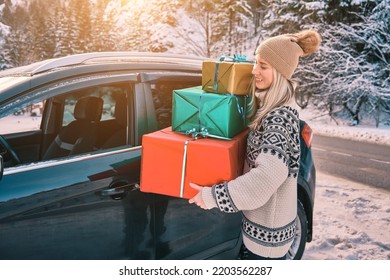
top-left (0, 2), bottom-right (11, 69)
top-left (91, 0), bottom-right (111, 52)
top-left (1, 0), bottom-right (14, 27)
top-left (1, 2), bottom-right (30, 67)
top-left (117, 3), bottom-right (149, 51)
top-left (68, 0), bottom-right (93, 53)
top-left (28, 0), bottom-right (56, 62)
top-left (260, 0), bottom-right (327, 37)
top-left (52, 3), bottom-right (73, 57)
top-left (324, 0), bottom-right (374, 24)
top-left (214, 0), bottom-right (253, 56)
top-left (141, 0), bottom-right (179, 52)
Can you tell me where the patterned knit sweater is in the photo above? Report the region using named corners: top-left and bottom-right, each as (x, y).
top-left (201, 105), bottom-right (300, 258)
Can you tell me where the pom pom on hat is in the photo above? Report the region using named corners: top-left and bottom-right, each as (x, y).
top-left (256, 30), bottom-right (321, 79)
top-left (291, 30), bottom-right (321, 56)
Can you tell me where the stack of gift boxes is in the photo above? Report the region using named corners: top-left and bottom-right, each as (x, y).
top-left (140, 56), bottom-right (254, 199)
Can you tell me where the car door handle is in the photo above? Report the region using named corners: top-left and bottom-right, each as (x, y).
top-left (101, 183), bottom-right (140, 197)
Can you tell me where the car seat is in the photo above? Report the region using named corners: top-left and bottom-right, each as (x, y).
top-left (100, 95), bottom-right (127, 149)
top-left (43, 96), bottom-right (103, 160)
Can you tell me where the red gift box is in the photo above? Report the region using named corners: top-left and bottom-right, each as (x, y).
top-left (140, 127), bottom-right (248, 199)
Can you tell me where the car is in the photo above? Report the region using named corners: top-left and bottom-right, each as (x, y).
top-left (0, 52), bottom-right (315, 260)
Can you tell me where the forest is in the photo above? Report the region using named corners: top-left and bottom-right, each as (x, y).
top-left (0, 0), bottom-right (389, 125)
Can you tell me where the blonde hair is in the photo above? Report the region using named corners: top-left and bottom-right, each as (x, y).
top-left (247, 68), bottom-right (296, 130)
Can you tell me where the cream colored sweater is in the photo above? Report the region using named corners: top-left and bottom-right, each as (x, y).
top-left (202, 106), bottom-right (300, 258)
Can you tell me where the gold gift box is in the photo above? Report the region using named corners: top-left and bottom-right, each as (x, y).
top-left (202, 61), bottom-right (253, 95)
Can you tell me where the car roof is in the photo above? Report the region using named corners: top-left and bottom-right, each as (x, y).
top-left (0, 52), bottom-right (209, 77)
top-left (0, 52), bottom-right (209, 110)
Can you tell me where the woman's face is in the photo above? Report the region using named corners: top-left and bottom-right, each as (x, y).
top-left (252, 56), bottom-right (273, 90)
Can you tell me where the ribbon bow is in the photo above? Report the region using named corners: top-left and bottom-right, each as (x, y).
top-left (219, 54), bottom-right (253, 63)
top-left (185, 127), bottom-right (233, 140)
top-left (185, 127), bottom-right (209, 139)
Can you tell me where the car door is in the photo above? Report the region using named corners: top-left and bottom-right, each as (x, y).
top-left (136, 72), bottom-right (243, 260)
top-left (0, 74), bottom-right (156, 260)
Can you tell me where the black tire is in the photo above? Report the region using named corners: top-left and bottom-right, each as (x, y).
top-left (286, 200), bottom-right (308, 260)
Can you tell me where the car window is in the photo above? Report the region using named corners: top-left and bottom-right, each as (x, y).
top-left (0, 101), bottom-right (44, 134)
top-left (49, 85), bottom-right (131, 156)
top-left (62, 86), bottom-right (126, 126)
top-left (151, 77), bottom-right (201, 130)
top-left (0, 83), bottom-right (132, 167)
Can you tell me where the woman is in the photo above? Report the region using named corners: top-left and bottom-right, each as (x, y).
top-left (189, 30), bottom-right (321, 260)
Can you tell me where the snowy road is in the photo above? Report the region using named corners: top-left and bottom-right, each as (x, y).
top-left (302, 171), bottom-right (390, 260)
top-left (312, 135), bottom-right (390, 190)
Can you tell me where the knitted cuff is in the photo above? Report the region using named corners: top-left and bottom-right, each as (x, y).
top-left (201, 186), bottom-right (218, 209)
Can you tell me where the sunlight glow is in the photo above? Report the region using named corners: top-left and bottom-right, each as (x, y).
top-left (121, 0), bottom-right (148, 8)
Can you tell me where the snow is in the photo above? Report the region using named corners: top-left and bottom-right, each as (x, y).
top-left (302, 171), bottom-right (390, 260)
top-left (296, 106), bottom-right (390, 260)
top-left (298, 106), bottom-right (390, 147)
top-left (0, 22), bottom-right (9, 46)
top-left (0, 115), bottom-right (41, 134)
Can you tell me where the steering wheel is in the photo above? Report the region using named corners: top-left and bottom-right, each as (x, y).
top-left (0, 135), bottom-right (22, 165)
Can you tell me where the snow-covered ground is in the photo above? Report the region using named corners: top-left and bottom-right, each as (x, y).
top-left (298, 107), bottom-right (390, 260)
top-left (303, 171), bottom-right (390, 260)
top-left (0, 114), bottom-right (41, 134)
top-left (298, 106), bottom-right (390, 147)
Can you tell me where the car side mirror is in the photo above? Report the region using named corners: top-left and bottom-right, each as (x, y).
top-left (0, 155), bottom-right (3, 181)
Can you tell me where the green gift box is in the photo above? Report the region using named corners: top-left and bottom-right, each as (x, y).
top-left (172, 86), bottom-right (248, 139)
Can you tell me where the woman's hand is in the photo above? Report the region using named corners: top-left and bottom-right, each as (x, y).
top-left (188, 183), bottom-right (207, 209)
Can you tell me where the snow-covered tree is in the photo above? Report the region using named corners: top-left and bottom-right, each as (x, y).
top-left (215, 0), bottom-right (253, 56)
top-left (296, 2), bottom-right (389, 126)
top-left (171, 0), bottom-right (254, 57)
top-left (52, 3), bottom-right (73, 58)
top-left (363, 0), bottom-right (390, 125)
top-left (68, 0), bottom-right (93, 53)
top-left (0, 2), bottom-right (31, 67)
top-left (0, 1), bottom-right (11, 69)
top-left (90, 0), bottom-right (117, 52)
top-left (28, 0), bottom-right (56, 62)
top-left (116, 2), bottom-right (153, 51)
top-left (165, 0), bottom-right (216, 56)
top-left (0, 0), bottom-right (388, 125)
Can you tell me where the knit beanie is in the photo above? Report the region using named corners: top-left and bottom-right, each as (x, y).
top-left (256, 30), bottom-right (321, 80)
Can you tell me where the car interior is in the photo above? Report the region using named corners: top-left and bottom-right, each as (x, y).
top-left (42, 96), bottom-right (103, 160)
top-left (0, 85), bottom-right (130, 167)
top-left (97, 93), bottom-right (128, 150)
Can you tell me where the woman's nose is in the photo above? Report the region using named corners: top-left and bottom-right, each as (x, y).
top-left (252, 64), bottom-right (259, 75)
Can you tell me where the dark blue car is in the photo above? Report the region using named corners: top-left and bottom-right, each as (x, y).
top-left (0, 52), bottom-right (315, 260)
